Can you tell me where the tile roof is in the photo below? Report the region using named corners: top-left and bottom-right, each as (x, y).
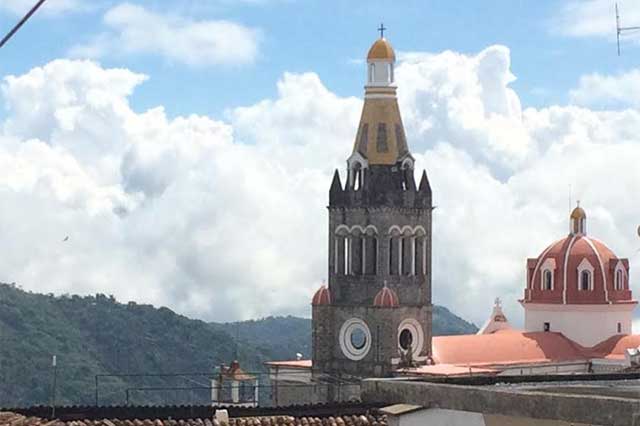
top-left (432, 329), bottom-right (589, 367)
top-left (264, 360), bottom-right (312, 369)
top-left (397, 364), bottom-right (498, 377)
top-left (591, 334), bottom-right (640, 358)
top-left (0, 412), bottom-right (387, 426)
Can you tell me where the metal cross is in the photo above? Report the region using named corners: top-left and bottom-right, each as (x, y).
top-left (378, 23), bottom-right (386, 38)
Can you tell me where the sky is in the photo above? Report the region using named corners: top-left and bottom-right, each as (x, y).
top-left (1, 0), bottom-right (640, 328)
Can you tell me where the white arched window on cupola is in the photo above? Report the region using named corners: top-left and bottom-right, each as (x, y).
top-left (577, 258), bottom-right (595, 291)
top-left (543, 270), bottom-right (553, 291)
top-left (615, 262), bottom-right (626, 290)
top-left (539, 258), bottom-right (556, 291)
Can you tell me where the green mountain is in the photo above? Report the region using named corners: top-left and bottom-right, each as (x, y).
top-left (0, 283), bottom-right (477, 408)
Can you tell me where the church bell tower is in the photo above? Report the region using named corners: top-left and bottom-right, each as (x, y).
top-left (312, 30), bottom-right (433, 378)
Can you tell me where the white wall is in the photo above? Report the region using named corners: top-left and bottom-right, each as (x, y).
top-left (498, 361), bottom-right (590, 376)
top-left (391, 408), bottom-right (592, 426)
top-left (523, 303), bottom-right (635, 347)
top-left (268, 366), bottom-right (312, 383)
top-left (392, 408), bottom-right (485, 426)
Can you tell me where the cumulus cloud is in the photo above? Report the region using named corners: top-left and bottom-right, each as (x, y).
top-left (1, 46), bottom-right (640, 328)
top-left (570, 69), bottom-right (640, 108)
top-left (69, 3), bottom-right (261, 67)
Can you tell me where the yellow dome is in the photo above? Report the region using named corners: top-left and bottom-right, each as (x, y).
top-left (570, 205), bottom-right (586, 220)
top-left (367, 38), bottom-right (396, 61)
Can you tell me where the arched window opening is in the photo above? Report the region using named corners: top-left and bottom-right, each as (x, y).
top-left (543, 270), bottom-right (553, 290)
top-left (352, 163), bottom-right (363, 191)
top-left (344, 237), bottom-right (350, 275)
top-left (351, 234), bottom-right (363, 276)
top-left (390, 63), bottom-right (394, 83)
top-left (401, 236), bottom-right (413, 276)
top-left (389, 237), bottom-right (400, 276)
top-left (334, 236), bottom-right (344, 275)
top-left (414, 238), bottom-right (420, 276)
top-left (364, 236), bottom-right (378, 275)
top-left (580, 270), bottom-right (591, 291)
top-left (618, 322), bottom-right (622, 333)
top-left (616, 269), bottom-right (624, 290)
top-left (369, 63), bottom-right (374, 83)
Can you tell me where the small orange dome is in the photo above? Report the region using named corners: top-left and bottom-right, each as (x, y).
top-left (570, 203), bottom-right (586, 220)
top-left (312, 285), bottom-right (331, 306)
top-left (373, 285), bottom-right (399, 308)
top-left (367, 38), bottom-right (395, 61)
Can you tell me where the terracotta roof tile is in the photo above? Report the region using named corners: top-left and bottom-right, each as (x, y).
top-left (264, 360), bottom-right (312, 369)
top-left (0, 412), bottom-right (386, 426)
top-left (432, 329), bottom-right (588, 367)
top-left (398, 364), bottom-right (498, 377)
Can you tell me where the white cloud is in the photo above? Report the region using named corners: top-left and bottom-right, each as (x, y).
top-left (0, 0), bottom-right (86, 16)
top-left (2, 46), bottom-right (640, 330)
top-left (551, 0), bottom-right (640, 41)
top-left (570, 69), bottom-right (640, 108)
top-left (69, 3), bottom-right (261, 67)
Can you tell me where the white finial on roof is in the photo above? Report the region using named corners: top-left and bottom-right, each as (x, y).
top-left (477, 296), bottom-right (512, 335)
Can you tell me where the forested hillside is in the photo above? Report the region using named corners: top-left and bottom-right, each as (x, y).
top-left (0, 283), bottom-right (476, 408)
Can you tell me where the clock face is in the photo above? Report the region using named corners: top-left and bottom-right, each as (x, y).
top-left (339, 318), bottom-right (371, 361)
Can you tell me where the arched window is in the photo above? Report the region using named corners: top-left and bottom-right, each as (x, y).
top-left (580, 270), bottom-right (591, 291)
top-left (616, 269), bottom-right (624, 290)
top-left (351, 233), bottom-right (364, 276)
top-left (354, 164), bottom-right (362, 190)
top-left (363, 227), bottom-right (378, 276)
top-left (400, 231), bottom-right (413, 276)
top-left (369, 64), bottom-right (374, 83)
top-left (388, 237), bottom-right (398, 276)
top-left (543, 270), bottom-right (553, 290)
top-left (388, 228), bottom-right (401, 276)
top-left (414, 228), bottom-right (427, 276)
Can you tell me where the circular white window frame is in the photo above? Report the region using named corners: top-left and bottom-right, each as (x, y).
top-left (398, 318), bottom-right (424, 359)
top-left (339, 318), bottom-right (372, 361)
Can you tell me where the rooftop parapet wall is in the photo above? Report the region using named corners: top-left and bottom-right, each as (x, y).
top-left (361, 377), bottom-right (640, 426)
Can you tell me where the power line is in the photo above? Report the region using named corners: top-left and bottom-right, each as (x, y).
top-left (616, 3), bottom-right (640, 56)
top-left (0, 0), bottom-right (48, 49)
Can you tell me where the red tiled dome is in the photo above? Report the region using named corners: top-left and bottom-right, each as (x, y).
top-left (524, 206), bottom-right (632, 305)
top-left (312, 285), bottom-right (331, 306)
top-left (373, 286), bottom-right (399, 308)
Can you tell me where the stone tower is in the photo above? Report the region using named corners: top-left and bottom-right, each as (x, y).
top-left (312, 34), bottom-right (433, 379)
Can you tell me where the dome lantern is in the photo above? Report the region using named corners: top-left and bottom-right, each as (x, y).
top-left (366, 24), bottom-right (396, 87)
top-left (570, 201), bottom-right (587, 235)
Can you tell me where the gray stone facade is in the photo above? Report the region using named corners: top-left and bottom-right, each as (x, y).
top-left (312, 162), bottom-right (433, 379)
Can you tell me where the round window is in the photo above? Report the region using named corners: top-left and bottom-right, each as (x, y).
top-left (397, 318), bottom-right (424, 359)
top-left (350, 328), bottom-right (367, 349)
top-left (399, 329), bottom-right (413, 351)
top-left (339, 318), bottom-right (372, 361)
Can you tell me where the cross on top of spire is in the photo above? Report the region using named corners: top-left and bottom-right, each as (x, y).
top-left (378, 23), bottom-right (386, 38)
